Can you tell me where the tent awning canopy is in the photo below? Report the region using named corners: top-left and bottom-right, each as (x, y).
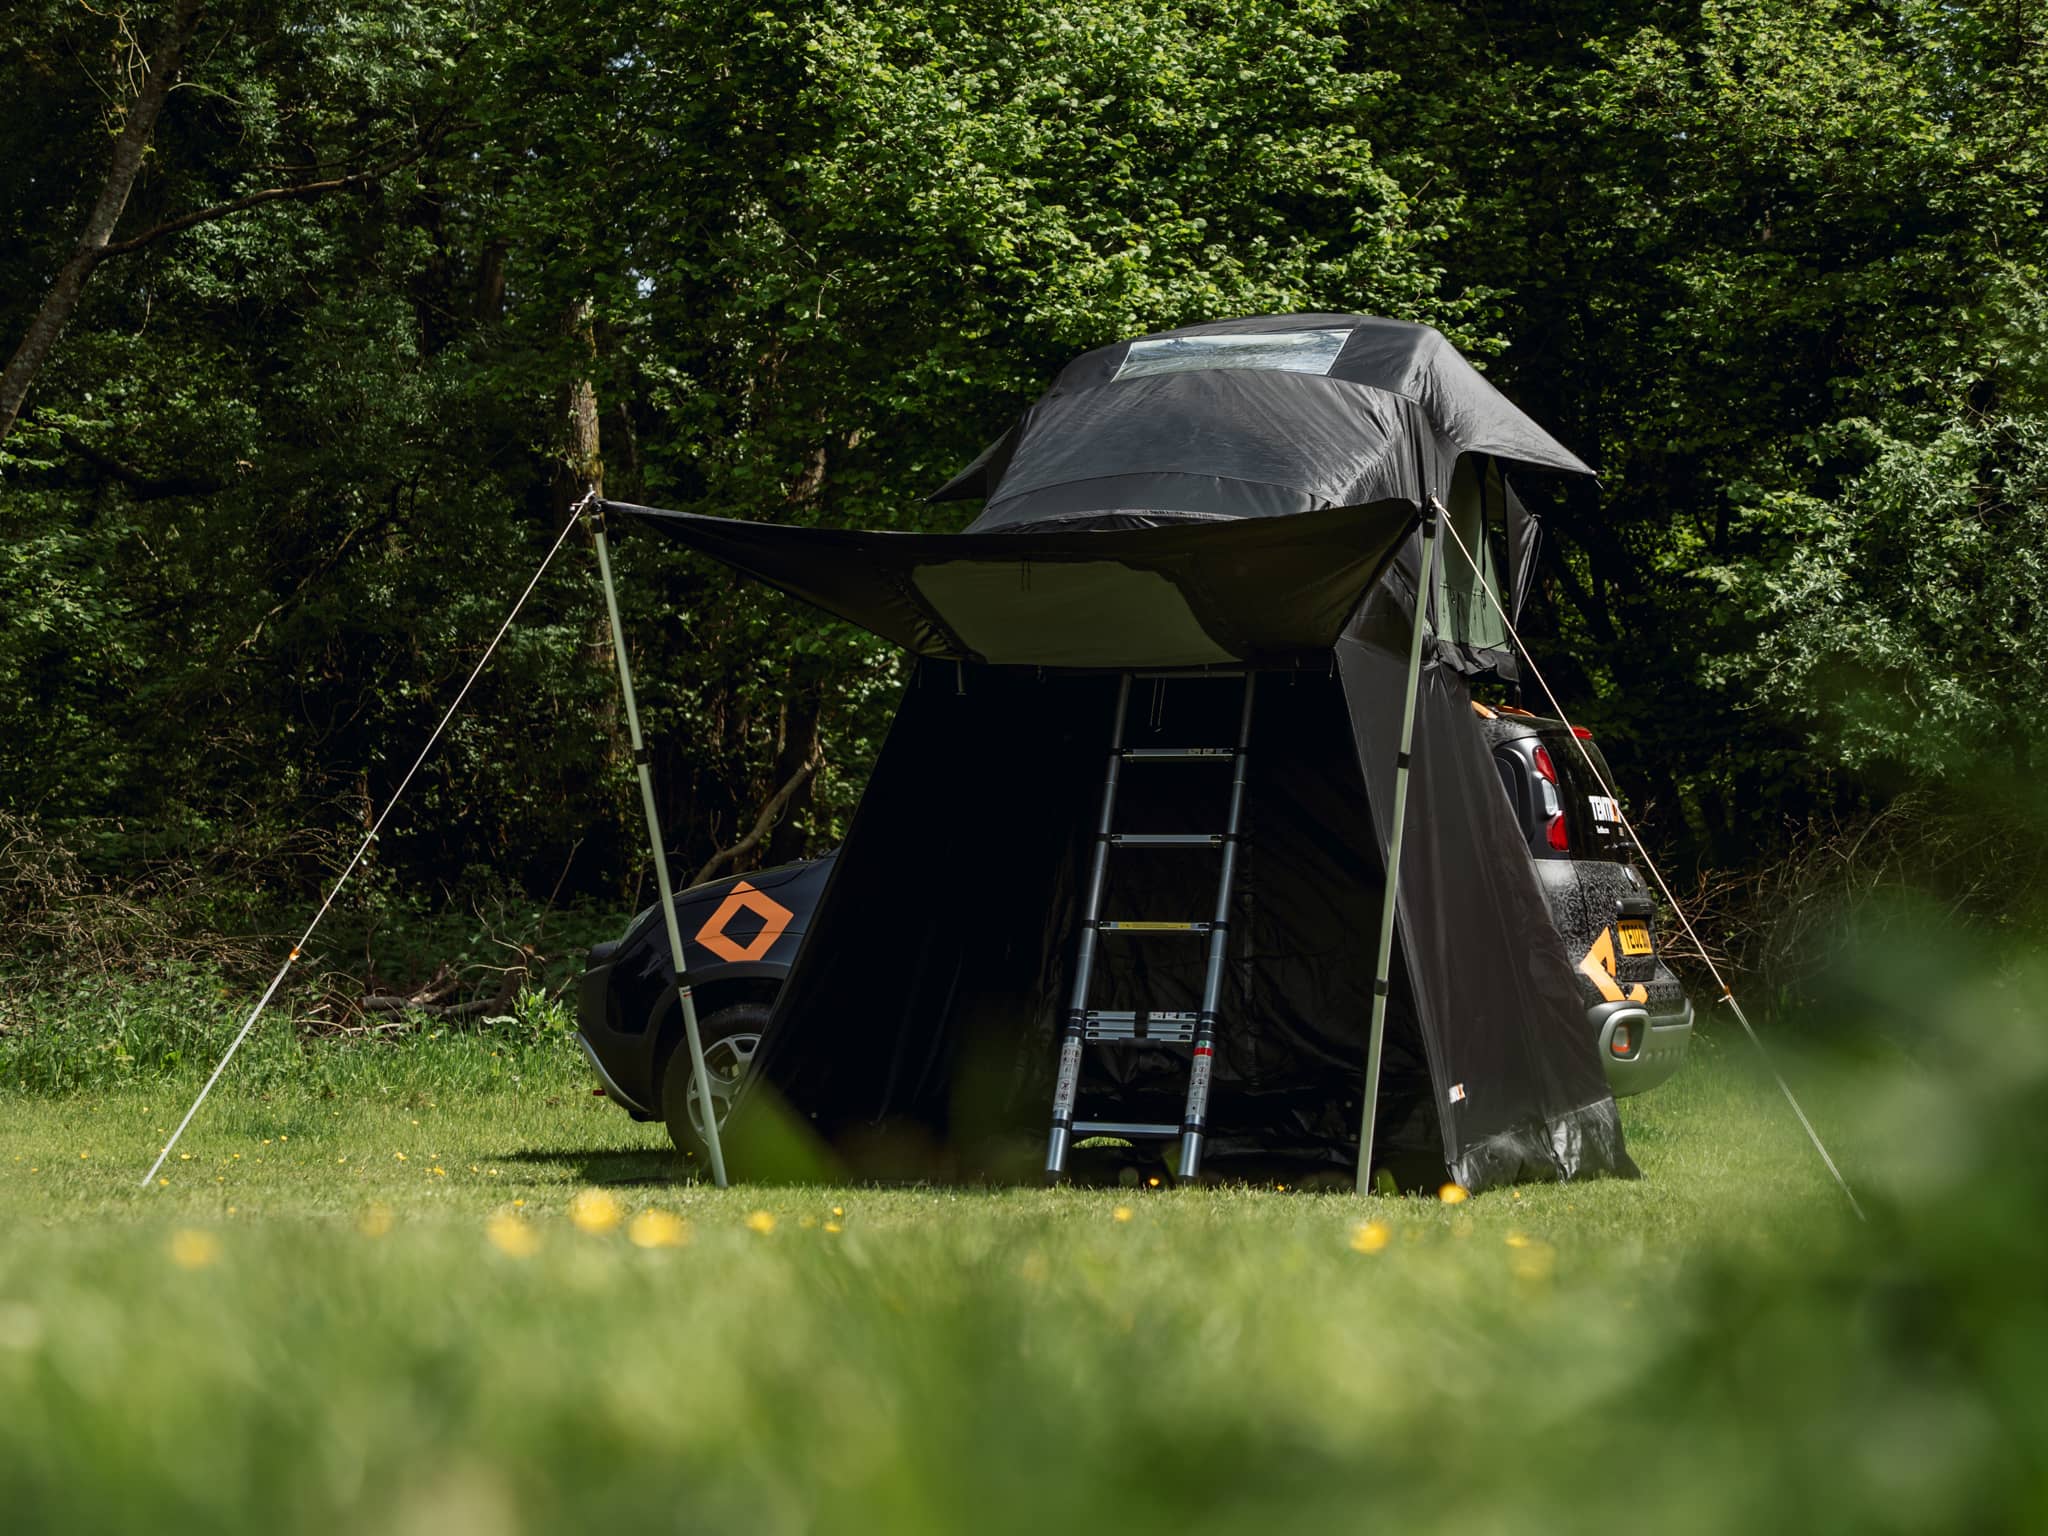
top-left (616, 312), bottom-right (1590, 667)
top-left (612, 499), bottom-right (1419, 668)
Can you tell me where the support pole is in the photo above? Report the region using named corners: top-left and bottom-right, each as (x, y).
top-left (1356, 505), bottom-right (1440, 1195)
top-left (589, 505), bottom-right (729, 1187)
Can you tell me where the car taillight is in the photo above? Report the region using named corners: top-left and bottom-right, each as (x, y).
top-left (1571, 725), bottom-right (1593, 741)
top-left (1532, 746), bottom-right (1568, 851)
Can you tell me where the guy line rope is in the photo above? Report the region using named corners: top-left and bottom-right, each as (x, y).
top-left (1434, 499), bottom-right (1865, 1221)
top-left (141, 496), bottom-right (593, 1189)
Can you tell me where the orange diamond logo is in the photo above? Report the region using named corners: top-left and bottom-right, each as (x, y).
top-left (693, 879), bottom-right (795, 964)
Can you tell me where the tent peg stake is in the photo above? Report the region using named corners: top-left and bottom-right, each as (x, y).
top-left (1356, 502), bottom-right (1440, 1195)
top-left (589, 499), bottom-right (730, 1188)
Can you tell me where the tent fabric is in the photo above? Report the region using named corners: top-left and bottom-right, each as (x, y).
top-left (1338, 577), bottom-right (1635, 1186)
top-left (719, 662), bottom-right (1450, 1185)
top-left (932, 313), bottom-right (1591, 532)
top-left (1505, 477), bottom-right (1545, 628)
top-left (615, 310), bottom-right (1632, 1191)
top-left (717, 641), bottom-right (1634, 1189)
top-left (610, 499), bottom-right (1419, 668)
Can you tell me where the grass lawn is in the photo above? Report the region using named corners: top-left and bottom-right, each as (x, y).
top-left (0, 1022), bottom-right (2031, 1534)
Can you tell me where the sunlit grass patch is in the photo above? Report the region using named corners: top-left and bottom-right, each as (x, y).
top-left (0, 1013), bottom-right (2033, 1533)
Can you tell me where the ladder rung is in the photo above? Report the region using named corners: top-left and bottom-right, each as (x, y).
top-left (1120, 747), bottom-right (1234, 760)
top-left (1098, 920), bottom-right (1211, 934)
top-left (1073, 1121), bottom-right (1182, 1139)
top-left (1085, 1010), bottom-right (1199, 1043)
top-left (1109, 832), bottom-right (1221, 847)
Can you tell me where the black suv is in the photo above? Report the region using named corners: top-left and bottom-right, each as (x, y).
top-left (1475, 704), bottom-right (1694, 1093)
top-left (580, 708), bottom-right (1691, 1152)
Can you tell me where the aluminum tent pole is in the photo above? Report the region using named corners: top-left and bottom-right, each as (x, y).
top-left (589, 502), bottom-right (729, 1187)
top-left (1356, 502), bottom-right (1440, 1196)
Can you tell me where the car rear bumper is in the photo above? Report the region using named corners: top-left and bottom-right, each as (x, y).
top-left (1591, 996), bottom-right (1694, 1097)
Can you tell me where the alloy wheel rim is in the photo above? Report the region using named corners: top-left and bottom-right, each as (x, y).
top-left (686, 1031), bottom-right (761, 1140)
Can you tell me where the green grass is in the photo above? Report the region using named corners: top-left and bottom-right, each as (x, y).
top-left (4, 944), bottom-right (2046, 1535)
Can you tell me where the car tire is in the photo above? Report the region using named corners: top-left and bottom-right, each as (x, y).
top-left (661, 1000), bottom-right (771, 1159)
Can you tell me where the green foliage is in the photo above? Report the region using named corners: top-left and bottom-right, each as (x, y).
top-left (2, 0), bottom-right (2045, 934)
top-left (1706, 412), bottom-right (2048, 777)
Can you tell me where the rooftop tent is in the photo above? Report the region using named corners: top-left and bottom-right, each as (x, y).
top-left (613, 312), bottom-right (1634, 1191)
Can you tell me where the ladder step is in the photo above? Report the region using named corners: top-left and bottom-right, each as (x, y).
top-left (1085, 1010), bottom-right (1199, 1043)
top-left (1073, 1121), bottom-right (1182, 1139)
top-left (1109, 832), bottom-right (1222, 847)
top-left (1120, 747), bottom-right (1235, 761)
top-left (1098, 920), bottom-right (1211, 934)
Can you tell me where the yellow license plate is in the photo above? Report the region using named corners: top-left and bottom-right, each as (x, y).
top-left (1617, 920), bottom-right (1653, 957)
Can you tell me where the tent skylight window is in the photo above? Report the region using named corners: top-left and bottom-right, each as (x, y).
top-left (1113, 328), bottom-right (1350, 382)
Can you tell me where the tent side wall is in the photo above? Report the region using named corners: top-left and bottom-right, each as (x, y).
top-left (724, 662), bottom-right (1446, 1184)
top-left (1338, 605), bottom-right (1638, 1187)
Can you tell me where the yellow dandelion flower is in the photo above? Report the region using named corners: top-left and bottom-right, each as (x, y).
top-left (394, 1152), bottom-right (407, 1162)
top-left (823, 1222), bottom-right (843, 1235)
top-left (1509, 1239), bottom-right (1557, 1283)
top-left (157, 1177), bottom-right (168, 1187)
top-left (512, 1198), bottom-right (524, 1207)
top-left (1437, 1182), bottom-right (1469, 1205)
top-left (486, 1210), bottom-right (540, 1257)
top-left (358, 1203), bottom-right (395, 1239)
top-left (628, 1209), bottom-right (689, 1249)
top-left (168, 1229), bottom-right (220, 1270)
top-left (569, 1189), bottom-right (622, 1235)
top-left (179, 1153), bottom-right (191, 1162)
top-left (431, 1167), bottom-right (446, 1178)
top-left (1112, 1206), bottom-right (1133, 1223)
top-left (78, 1151), bottom-right (88, 1159)
top-left (1146, 1176), bottom-right (1161, 1188)
top-left (1505, 1232), bottom-right (1532, 1249)
top-left (745, 1210), bottom-right (777, 1235)
top-left (831, 1206), bottom-right (844, 1218)
top-left (1350, 1219), bottom-right (1392, 1254)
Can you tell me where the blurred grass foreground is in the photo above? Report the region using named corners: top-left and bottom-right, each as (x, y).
top-left (2, 898), bottom-right (2046, 1533)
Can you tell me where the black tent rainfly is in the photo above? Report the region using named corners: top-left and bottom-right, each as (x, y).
top-left (611, 314), bottom-right (1638, 1193)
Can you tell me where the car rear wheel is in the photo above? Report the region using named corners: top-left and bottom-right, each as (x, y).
top-left (662, 1000), bottom-right (770, 1158)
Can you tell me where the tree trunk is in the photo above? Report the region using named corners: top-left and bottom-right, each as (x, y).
top-left (0, 0), bottom-right (204, 444)
top-left (765, 686), bottom-right (821, 865)
top-left (555, 300), bottom-right (603, 512)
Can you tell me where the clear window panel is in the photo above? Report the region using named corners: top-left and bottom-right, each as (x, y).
top-left (1113, 328), bottom-right (1350, 382)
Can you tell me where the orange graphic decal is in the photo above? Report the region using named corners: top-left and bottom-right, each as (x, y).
top-left (1577, 927), bottom-right (1649, 1006)
top-left (694, 880), bottom-right (795, 963)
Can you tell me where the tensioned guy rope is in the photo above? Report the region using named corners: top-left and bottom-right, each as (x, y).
top-left (1434, 501), bottom-right (1865, 1220)
top-left (141, 497), bottom-right (592, 1189)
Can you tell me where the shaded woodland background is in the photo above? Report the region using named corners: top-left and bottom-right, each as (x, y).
top-left (5, 0), bottom-right (2047, 1000)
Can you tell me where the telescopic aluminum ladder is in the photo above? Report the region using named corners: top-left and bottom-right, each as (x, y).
top-left (1045, 670), bottom-right (1255, 1182)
